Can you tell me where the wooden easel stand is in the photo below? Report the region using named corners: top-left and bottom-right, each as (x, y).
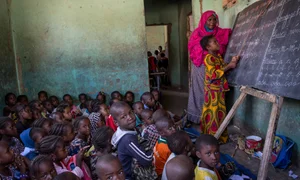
top-left (214, 86), bottom-right (284, 180)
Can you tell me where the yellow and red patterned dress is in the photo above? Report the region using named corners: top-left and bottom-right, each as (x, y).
top-left (201, 54), bottom-right (229, 143)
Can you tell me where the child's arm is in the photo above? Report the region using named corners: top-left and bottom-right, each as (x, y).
top-left (125, 135), bottom-right (153, 167)
top-left (204, 55), bottom-right (239, 81)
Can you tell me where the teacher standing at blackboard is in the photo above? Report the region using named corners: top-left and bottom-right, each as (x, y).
top-left (187, 11), bottom-right (231, 124)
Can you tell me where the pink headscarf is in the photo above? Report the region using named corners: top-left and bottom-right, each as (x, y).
top-left (188, 10), bottom-right (232, 67)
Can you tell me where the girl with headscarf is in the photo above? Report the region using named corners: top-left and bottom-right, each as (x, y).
top-left (187, 10), bottom-right (232, 142)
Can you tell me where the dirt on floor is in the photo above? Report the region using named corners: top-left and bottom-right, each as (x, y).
top-left (161, 89), bottom-right (300, 180)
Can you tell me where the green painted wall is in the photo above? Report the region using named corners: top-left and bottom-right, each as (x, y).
top-left (178, 1), bottom-right (192, 89)
top-left (145, 0), bottom-right (181, 86)
top-left (192, 0), bottom-right (300, 160)
top-left (146, 25), bottom-right (167, 55)
top-left (10, 0), bottom-right (149, 101)
top-left (0, 0), bottom-right (18, 114)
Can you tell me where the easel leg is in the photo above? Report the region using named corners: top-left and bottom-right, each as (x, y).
top-left (257, 97), bottom-right (284, 180)
top-left (214, 92), bottom-right (247, 139)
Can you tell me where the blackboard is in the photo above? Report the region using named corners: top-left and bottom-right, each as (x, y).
top-left (225, 0), bottom-right (300, 100)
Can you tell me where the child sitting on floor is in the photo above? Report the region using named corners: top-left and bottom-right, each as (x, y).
top-left (17, 95), bottom-right (29, 105)
top-left (162, 131), bottom-right (193, 180)
top-left (69, 117), bottom-right (91, 156)
top-left (38, 90), bottom-right (48, 102)
top-left (140, 109), bottom-right (159, 150)
top-left (49, 123), bottom-right (75, 155)
top-left (166, 155), bottom-right (195, 180)
top-left (0, 117), bottom-right (24, 155)
top-left (0, 141), bottom-right (28, 180)
top-left (20, 127), bottom-right (48, 160)
top-left (77, 93), bottom-right (89, 117)
top-left (153, 116), bottom-right (176, 177)
top-left (29, 100), bottom-right (46, 118)
top-left (195, 134), bottom-right (221, 180)
top-left (63, 94), bottom-right (82, 118)
top-left (15, 104), bottom-right (33, 134)
top-left (36, 135), bottom-right (87, 179)
top-left (30, 155), bottom-right (57, 179)
top-left (42, 100), bottom-right (54, 115)
top-left (151, 89), bottom-right (163, 109)
top-left (49, 96), bottom-right (59, 109)
top-left (3, 93), bottom-right (17, 118)
top-left (88, 100), bottom-right (106, 135)
top-left (141, 92), bottom-right (156, 111)
top-left (56, 104), bottom-right (73, 122)
top-left (124, 91), bottom-right (134, 107)
top-left (96, 154), bottom-right (125, 180)
top-left (111, 91), bottom-right (122, 101)
top-left (90, 126), bottom-right (114, 180)
top-left (32, 117), bottom-right (53, 133)
top-left (132, 101), bottom-right (144, 130)
top-left (96, 91), bottom-right (107, 104)
top-left (111, 101), bottom-right (156, 179)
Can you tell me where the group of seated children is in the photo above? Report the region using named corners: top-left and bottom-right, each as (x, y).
top-left (1, 89), bottom-right (223, 180)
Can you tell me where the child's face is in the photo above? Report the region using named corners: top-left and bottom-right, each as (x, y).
top-left (196, 144), bottom-right (220, 170)
top-left (115, 106), bottom-right (136, 131)
top-left (34, 161), bottom-right (57, 180)
top-left (34, 102), bottom-right (44, 111)
top-left (112, 93), bottom-right (122, 101)
top-left (97, 159), bottom-right (125, 180)
top-left (125, 93), bottom-right (134, 103)
top-left (142, 111), bottom-right (154, 126)
top-left (32, 110), bottom-right (42, 120)
top-left (19, 97), bottom-right (28, 105)
top-left (79, 95), bottom-right (87, 104)
top-left (63, 107), bottom-right (72, 121)
top-left (39, 93), bottom-right (47, 102)
top-left (133, 103), bottom-right (144, 116)
top-left (7, 94), bottom-right (16, 106)
top-left (21, 106), bottom-right (33, 120)
top-left (97, 94), bottom-right (105, 103)
top-left (78, 118), bottom-right (91, 137)
top-left (63, 126), bottom-right (75, 144)
top-left (97, 115), bottom-right (106, 128)
top-left (0, 142), bottom-right (15, 165)
top-left (50, 97), bottom-right (59, 108)
top-left (54, 140), bottom-right (68, 161)
top-left (160, 120), bottom-right (176, 137)
top-left (143, 95), bottom-right (155, 108)
top-left (207, 37), bottom-right (220, 52)
top-left (44, 101), bottom-right (54, 113)
top-left (1, 121), bottom-right (18, 137)
top-left (64, 96), bottom-right (73, 106)
top-left (152, 91), bottom-right (159, 102)
top-left (100, 104), bottom-right (109, 116)
top-left (42, 121), bottom-right (52, 134)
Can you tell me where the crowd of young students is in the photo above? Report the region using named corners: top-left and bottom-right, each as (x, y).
top-left (1, 89), bottom-right (225, 180)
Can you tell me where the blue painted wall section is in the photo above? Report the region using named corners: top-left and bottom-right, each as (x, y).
top-left (0, 0), bottom-right (18, 114)
top-left (10, 0), bottom-right (149, 101)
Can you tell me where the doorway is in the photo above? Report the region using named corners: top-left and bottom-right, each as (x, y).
top-left (146, 24), bottom-right (171, 90)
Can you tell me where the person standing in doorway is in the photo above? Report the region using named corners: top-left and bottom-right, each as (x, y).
top-left (187, 11), bottom-right (231, 125)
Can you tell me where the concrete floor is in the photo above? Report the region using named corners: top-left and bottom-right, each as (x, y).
top-left (160, 89), bottom-right (300, 180)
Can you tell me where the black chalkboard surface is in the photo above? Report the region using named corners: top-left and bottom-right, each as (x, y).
top-left (225, 0), bottom-right (300, 100)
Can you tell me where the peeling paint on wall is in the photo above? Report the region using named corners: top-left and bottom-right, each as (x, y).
top-left (0, 0), bottom-right (18, 114)
top-left (10, 0), bottom-right (149, 101)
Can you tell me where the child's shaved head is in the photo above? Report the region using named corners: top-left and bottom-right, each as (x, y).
top-left (96, 154), bottom-right (125, 180)
top-left (195, 134), bottom-right (219, 151)
top-left (166, 155), bottom-right (194, 180)
top-left (110, 101), bottom-right (131, 120)
top-left (152, 109), bottom-right (169, 123)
